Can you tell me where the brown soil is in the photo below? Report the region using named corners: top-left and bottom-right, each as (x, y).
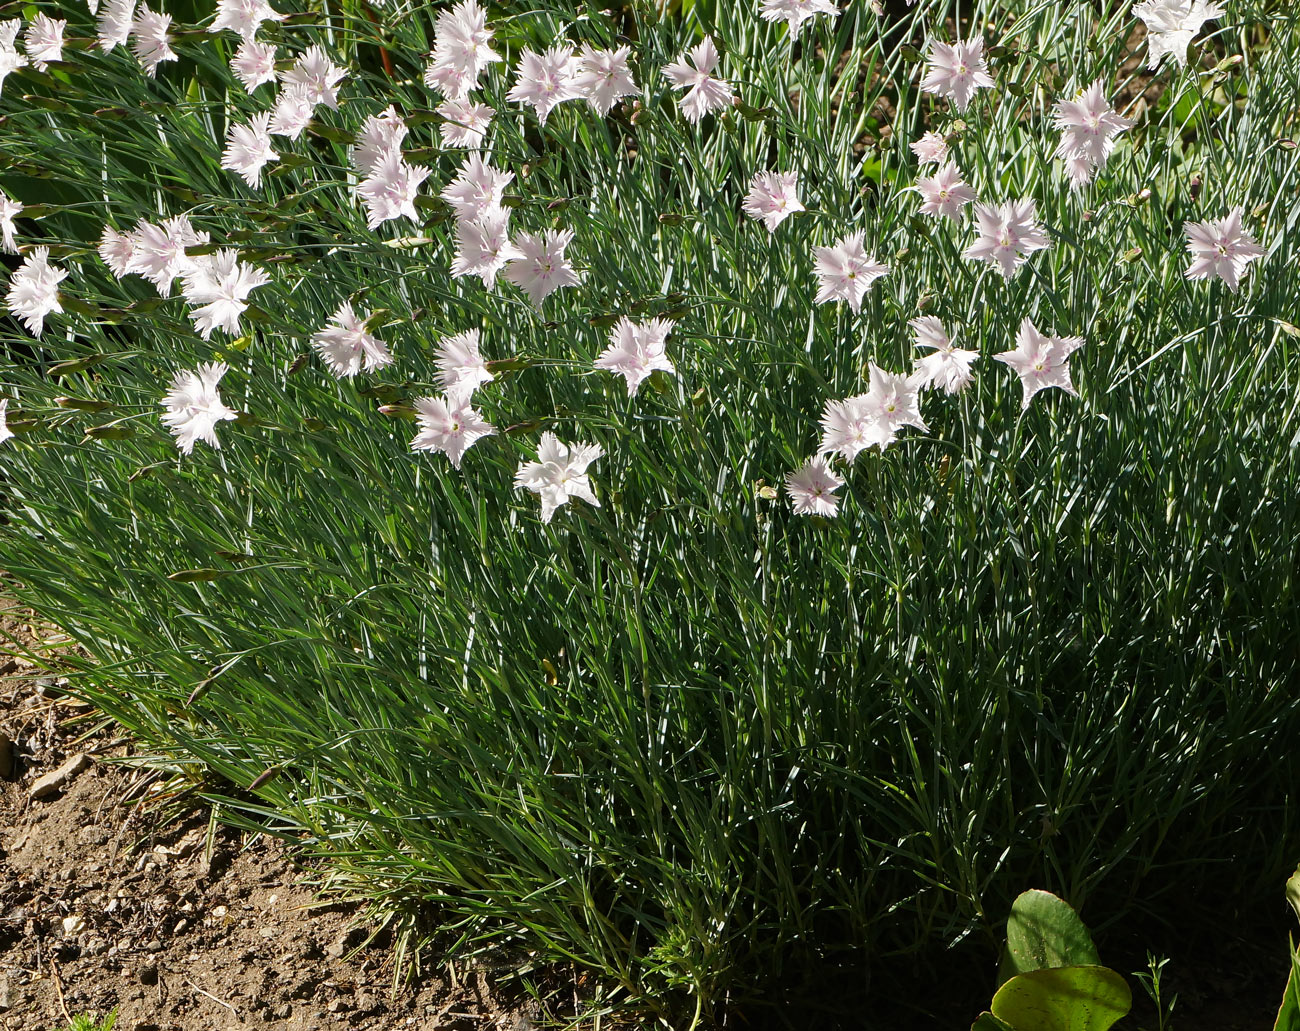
top-left (0, 597), bottom-right (538, 1031)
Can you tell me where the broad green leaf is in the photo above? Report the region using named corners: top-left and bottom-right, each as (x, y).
top-left (992, 967), bottom-right (1131, 1031)
top-left (1286, 865), bottom-right (1300, 923)
top-left (1272, 941), bottom-right (1300, 1031)
top-left (998, 891), bottom-right (1101, 986)
top-left (972, 1012), bottom-right (1016, 1031)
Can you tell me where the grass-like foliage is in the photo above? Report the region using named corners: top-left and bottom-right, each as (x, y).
top-left (2, 0), bottom-right (1299, 1023)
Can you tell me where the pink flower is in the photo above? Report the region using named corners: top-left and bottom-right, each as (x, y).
top-left (160, 362), bottom-right (239, 454)
top-left (437, 97), bottom-right (494, 148)
top-left (1054, 80), bottom-right (1133, 188)
top-left (662, 35), bottom-right (734, 124)
top-left (503, 228), bottom-right (579, 308)
top-left (515, 432), bottom-right (603, 523)
top-left (98, 225), bottom-right (135, 278)
top-left (451, 208), bottom-right (514, 289)
top-left (909, 316), bottom-right (978, 394)
top-left (221, 111), bottom-right (278, 188)
top-left (963, 199), bottom-right (1051, 280)
top-left (130, 7), bottom-right (175, 75)
top-left (594, 317), bottom-right (676, 396)
top-left (351, 106), bottom-right (408, 174)
top-left (742, 171), bottom-right (804, 232)
top-left (230, 38), bottom-right (277, 92)
top-left (268, 84), bottom-right (316, 139)
top-left (410, 395), bottom-right (495, 468)
top-left (24, 13), bottom-right (65, 71)
top-left (209, 0), bottom-right (283, 40)
top-left (125, 215), bottom-right (208, 295)
top-left (994, 318), bottom-right (1084, 409)
top-left (573, 44), bottom-right (638, 116)
top-left (819, 365), bottom-right (926, 458)
top-left (1183, 207), bottom-right (1265, 292)
top-left (785, 457), bottom-right (844, 517)
top-left (506, 45), bottom-right (581, 125)
top-left (434, 329), bottom-right (494, 398)
top-left (758, 0), bottom-right (838, 35)
top-left (280, 44), bottom-right (346, 110)
top-left (440, 153), bottom-right (513, 223)
top-left (812, 230), bottom-right (889, 312)
top-left (818, 394), bottom-right (891, 461)
top-left (916, 161), bottom-right (977, 222)
top-left (356, 149), bottom-right (431, 229)
top-left (423, 0), bottom-right (500, 99)
top-left (909, 130), bottom-right (948, 165)
top-left (311, 302), bottom-right (393, 378)
top-left (921, 37), bottom-right (993, 111)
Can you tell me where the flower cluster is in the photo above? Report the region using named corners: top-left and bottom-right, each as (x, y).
top-left (0, 0), bottom-right (1272, 531)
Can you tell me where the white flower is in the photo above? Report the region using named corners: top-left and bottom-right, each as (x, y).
top-left (0, 192), bottom-right (21, 253)
top-left (515, 432), bottom-right (603, 523)
top-left (785, 457), bottom-right (844, 517)
top-left (819, 365), bottom-right (926, 458)
top-left (437, 97), bottom-right (494, 148)
top-left (268, 84), bottom-right (316, 139)
top-left (179, 249), bottom-right (270, 339)
top-left (812, 230), bottom-right (889, 312)
top-left (909, 316), bottom-right (979, 394)
top-left (920, 37), bottom-right (994, 111)
top-left (311, 302), bottom-right (393, 378)
top-left (160, 362), bottom-right (239, 454)
top-left (125, 215), bottom-right (207, 295)
top-left (410, 395), bottom-right (495, 468)
top-left (742, 171), bottom-right (804, 232)
top-left (1054, 79), bottom-right (1134, 188)
top-left (662, 35), bottom-right (734, 123)
top-left (209, 0), bottom-right (283, 40)
top-left (0, 397), bottom-right (13, 446)
top-left (759, 0), bottom-right (838, 35)
top-left (130, 7), bottom-right (175, 75)
top-left (507, 45), bottom-right (581, 125)
top-left (222, 111), bottom-right (278, 188)
top-left (573, 44), bottom-right (638, 116)
top-left (909, 130), bottom-right (948, 165)
top-left (98, 225), bottom-right (135, 277)
top-left (281, 44), bottom-right (346, 109)
top-left (963, 199), bottom-right (1051, 279)
top-left (994, 318), bottom-right (1084, 409)
top-left (434, 328), bottom-right (494, 398)
top-left (594, 317), bottom-right (676, 396)
top-left (1133, 0), bottom-right (1226, 70)
top-left (24, 13), bottom-right (66, 72)
top-left (352, 106), bottom-right (408, 173)
top-left (356, 149), bottom-right (432, 229)
top-left (441, 153), bottom-right (513, 224)
top-left (6, 246), bottom-right (66, 337)
top-left (231, 38), bottom-right (277, 92)
top-left (916, 161), bottom-right (977, 222)
top-left (1183, 207), bottom-right (1265, 292)
top-left (818, 394), bottom-right (891, 462)
top-left (502, 228), bottom-right (579, 308)
top-left (423, 0), bottom-right (500, 98)
top-left (96, 0), bottom-right (135, 52)
top-left (0, 20), bottom-right (26, 94)
top-left (450, 207), bottom-right (513, 289)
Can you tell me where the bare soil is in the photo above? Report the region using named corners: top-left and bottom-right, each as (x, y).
top-left (0, 597), bottom-right (537, 1031)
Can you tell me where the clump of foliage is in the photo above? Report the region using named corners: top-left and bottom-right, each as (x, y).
top-left (2, 0), bottom-right (1299, 1024)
